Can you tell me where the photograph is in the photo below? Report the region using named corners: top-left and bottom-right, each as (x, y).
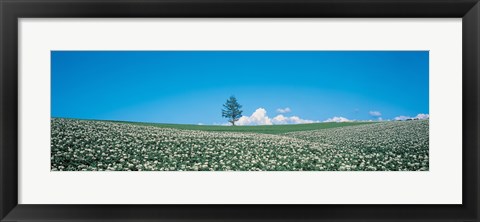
top-left (50, 50), bottom-right (429, 171)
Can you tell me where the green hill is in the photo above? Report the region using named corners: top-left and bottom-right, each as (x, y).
top-left (107, 120), bottom-right (376, 134)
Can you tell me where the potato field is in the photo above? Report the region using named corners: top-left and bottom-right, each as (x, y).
top-left (51, 118), bottom-right (428, 171)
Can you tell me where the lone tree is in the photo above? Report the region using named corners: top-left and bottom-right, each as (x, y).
top-left (222, 96), bottom-right (243, 126)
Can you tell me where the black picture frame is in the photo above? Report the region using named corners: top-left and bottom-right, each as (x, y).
top-left (1, 0), bottom-right (479, 221)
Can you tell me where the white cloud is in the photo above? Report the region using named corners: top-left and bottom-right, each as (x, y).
top-left (271, 114), bottom-right (316, 124)
top-left (235, 108), bottom-right (316, 125)
top-left (236, 108), bottom-right (273, 126)
top-left (369, 111), bottom-right (382, 117)
top-left (213, 122), bottom-right (231, 126)
top-left (415, 113), bottom-right (430, 119)
top-left (394, 113), bottom-right (429, 121)
top-left (272, 114), bottom-right (287, 124)
top-left (324, 116), bottom-right (351, 122)
top-left (394, 116), bottom-right (409, 121)
top-left (276, 107), bottom-right (291, 114)
top-left (288, 116), bottom-right (316, 124)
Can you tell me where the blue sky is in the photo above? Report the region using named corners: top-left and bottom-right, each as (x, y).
top-left (51, 51), bottom-right (429, 125)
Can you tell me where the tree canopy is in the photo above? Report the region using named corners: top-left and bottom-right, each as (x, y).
top-left (222, 96), bottom-right (243, 126)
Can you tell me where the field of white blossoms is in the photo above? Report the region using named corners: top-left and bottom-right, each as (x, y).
top-left (51, 118), bottom-right (428, 171)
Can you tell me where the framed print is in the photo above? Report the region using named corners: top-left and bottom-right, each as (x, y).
top-left (1, 0), bottom-right (479, 221)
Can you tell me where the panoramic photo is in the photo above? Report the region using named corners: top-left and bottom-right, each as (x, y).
top-left (51, 51), bottom-right (429, 171)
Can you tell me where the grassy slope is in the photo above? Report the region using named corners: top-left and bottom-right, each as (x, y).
top-left (107, 120), bottom-right (376, 134)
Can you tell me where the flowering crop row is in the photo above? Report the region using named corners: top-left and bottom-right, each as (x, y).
top-left (51, 118), bottom-right (428, 171)
top-left (285, 120), bottom-right (429, 171)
